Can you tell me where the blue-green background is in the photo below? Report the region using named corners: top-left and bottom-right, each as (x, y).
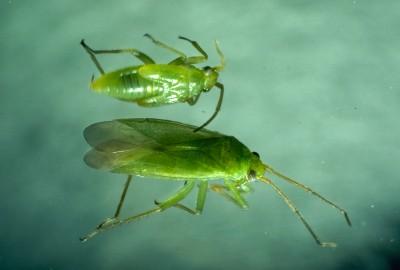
top-left (1, 1), bottom-right (399, 269)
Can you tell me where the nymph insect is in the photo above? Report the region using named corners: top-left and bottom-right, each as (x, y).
top-left (80, 34), bottom-right (225, 131)
top-left (81, 118), bottom-right (351, 247)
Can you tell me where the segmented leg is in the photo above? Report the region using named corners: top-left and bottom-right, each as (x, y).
top-left (155, 181), bottom-right (208, 215)
top-left (179, 36), bottom-right (208, 58)
top-left (80, 175), bottom-right (133, 242)
top-left (210, 184), bottom-right (243, 208)
top-left (193, 82), bottom-right (224, 132)
top-left (171, 38), bottom-right (224, 68)
top-left (169, 36), bottom-right (208, 65)
top-left (80, 178), bottom-right (196, 242)
top-left (113, 175), bottom-right (133, 218)
top-left (144, 34), bottom-right (208, 65)
top-left (124, 181), bottom-right (196, 222)
top-left (223, 180), bottom-right (248, 208)
top-left (144, 33), bottom-right (187, 58)
top-left (187, 94), bottom-right (201, 106)
top-left (209, 181), bottom-right (248, 209)
top-left (80, 39), bottom-right (155, 74)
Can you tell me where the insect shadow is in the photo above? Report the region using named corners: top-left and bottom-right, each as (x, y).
top-left (80, 34), bottom-right (225, 132)
top-left (80, 118), bottom-right (351, 247)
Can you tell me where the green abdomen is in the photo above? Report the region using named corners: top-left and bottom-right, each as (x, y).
top-left (90, 65), bottom-right (205, 105)
top-left (90, 66), bottom-right (161, 101)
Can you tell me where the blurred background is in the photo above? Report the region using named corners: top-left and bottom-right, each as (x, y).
top-left (1, 0), bottom-right (399, 269)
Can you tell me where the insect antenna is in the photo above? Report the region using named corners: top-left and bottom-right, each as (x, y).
top-left (213, 40), bottom-right (225, 72)
top-left (259, 176), bottom-right (337, 248)
top-left (264, 164), bottom-right (351, 227)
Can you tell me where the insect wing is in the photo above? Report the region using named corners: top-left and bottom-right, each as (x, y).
top-left (84, 118), bottom-right (224, 174)
top-left (84, 119), bottom-right (156, 151)
top-left (114, 118), bottom-right (222, 145)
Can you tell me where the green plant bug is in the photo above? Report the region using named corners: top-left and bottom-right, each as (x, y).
top-left (80, 118), bottom-right (351, 247)
top-left (80, 34), bottom-right (225, 132)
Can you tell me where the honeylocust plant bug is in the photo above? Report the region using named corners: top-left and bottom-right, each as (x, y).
top-left (80, 118), bottom-right (351, 247)
top-left (80, 34), bottom-right (225, 132)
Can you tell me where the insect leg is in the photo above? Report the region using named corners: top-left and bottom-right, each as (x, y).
top-left (187, 94), bottom-right (201, 106)
top-left (80, 181), bottom-right (196, 242)
top-left (80, 39), bottom-right (106, 74)
top-left (113, 175), bottom-right (133, 218)
top-left (80, 175), bottom-right (133, 242)
top-left (80, 39), bottom-right (155, 74)
top-left (168, 36), bottom-right (208, 65)
top-left (259, 176), bottom-right (337, 248)
top-left (144, 33), bottom-right (186, 58)
top-left (210, 184), bottom-right (244, 208)
top-left (157, 202), bottom-right (198, 215)
top-left (265, 165), bottom-right (351, 226)
top-left (194, 181), bottom-right (208, 213)
top-left (217, 180), bottom-right (248, 209)
top-left (122, 181), bottom-right (196, 224)
top-left (169, 55), bottom-right (208, 65)
top-left (178, 36), bottom-right (208, 60)
top-left (155, 181), bottom-right (208, 215)
top-left (193, 82), bottom-right (224, 132)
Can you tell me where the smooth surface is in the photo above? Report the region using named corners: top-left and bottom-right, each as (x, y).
top-left (1, 1), bottom-right (399, 269)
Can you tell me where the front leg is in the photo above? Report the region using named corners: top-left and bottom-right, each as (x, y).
top-left (187, 94), bottom-right (201, 106)
top-left (210, 180), bottom-right (249, 209)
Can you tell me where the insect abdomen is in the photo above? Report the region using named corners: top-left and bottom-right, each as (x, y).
top-left (90, 66), bottom-right (160, 101)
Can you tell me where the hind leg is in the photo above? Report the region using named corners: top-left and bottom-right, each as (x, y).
top-left (81, 39), bottom-right (155, 74)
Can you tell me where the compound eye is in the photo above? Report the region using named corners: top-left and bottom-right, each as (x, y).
top-left (203, 66), bottom-right (213, 74)
top-left (252, 152), bottom-right (260, 158)
top-left (248, 169), bottom-right (257, 179)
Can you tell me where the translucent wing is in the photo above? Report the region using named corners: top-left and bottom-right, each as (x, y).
top-left (83, 118), bottom-right (226, 177)
top-left (84, 119), bottom-right (157, 151)
top-left (84, 118), bottom-right (222, 149)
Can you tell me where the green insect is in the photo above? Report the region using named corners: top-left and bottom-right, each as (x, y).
top-left (80, 34), bottom-right (225, 132)
top-left (81, 118), bottom-right (351, 247)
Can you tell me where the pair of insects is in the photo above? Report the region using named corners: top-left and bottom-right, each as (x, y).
top-left (80, 35), bottom-right (351, 247)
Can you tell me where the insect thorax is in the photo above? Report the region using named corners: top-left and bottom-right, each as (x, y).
top-left (202, 68), bottom-right (219, 91)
